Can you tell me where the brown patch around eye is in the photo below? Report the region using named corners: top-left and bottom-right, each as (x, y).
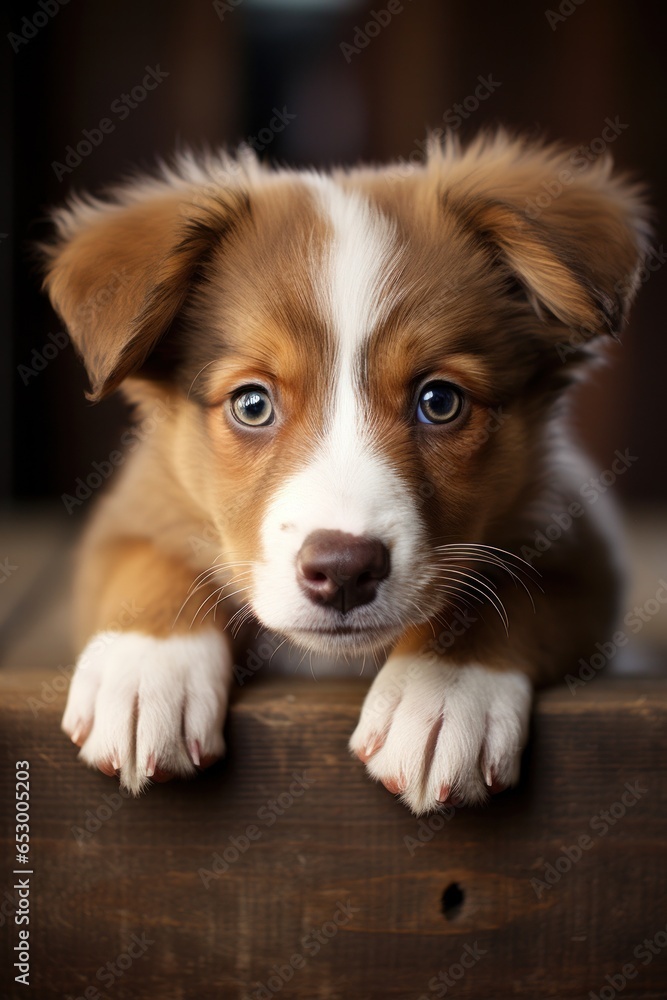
top-left (179, 178), bottom-right (338, 408)
top-left (430, 355), bottom-right (495, 406)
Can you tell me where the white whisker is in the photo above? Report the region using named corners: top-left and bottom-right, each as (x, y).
top-left (436, 569), bottom-right (509, 633)
top-left (435, 542), bottom-right (542, 611)
top-left (204, 584), bottom-right (253, 628)
top-left (229, 602), bottom-right (256, 637)
top-left (436, 542), bottom-right (541, 579)
top-left (269, 637), bottom-right (289, 665)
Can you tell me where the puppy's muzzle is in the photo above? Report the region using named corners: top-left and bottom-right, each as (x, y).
top-left (296, 530), bottom-right (390, 614)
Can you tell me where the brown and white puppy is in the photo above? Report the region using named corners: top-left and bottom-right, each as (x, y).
top-left (43, 132), bottom-right (649, 814)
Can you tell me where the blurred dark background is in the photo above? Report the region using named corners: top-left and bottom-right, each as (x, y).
top-left (2, 0), bottom-right (666, 508)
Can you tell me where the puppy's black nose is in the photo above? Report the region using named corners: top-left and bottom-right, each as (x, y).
top-left (297, 530), bottom-right (390, 613)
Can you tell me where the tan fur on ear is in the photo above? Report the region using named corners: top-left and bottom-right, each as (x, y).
top-left (41, 158), bottom-right (252, 400)
top-left (428, 130), bottom-right (651, 341)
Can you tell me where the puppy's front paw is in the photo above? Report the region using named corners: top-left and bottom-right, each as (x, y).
top-left (350, 658), bottom-right (531, 815)
top-left (62, 629), bottom-right (232, 794)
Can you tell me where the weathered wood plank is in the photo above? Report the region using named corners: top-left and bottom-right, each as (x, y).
top-left (1, 674), bottom-right (666, 999)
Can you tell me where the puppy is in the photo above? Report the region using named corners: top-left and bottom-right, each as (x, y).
top-left (43, 132), bottom-right (649, 814)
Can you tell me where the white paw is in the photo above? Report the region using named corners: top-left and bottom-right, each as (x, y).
top-left (62, 629), bottom-right (232, 794)
top-left (349, 657), bottom-right (531, 815)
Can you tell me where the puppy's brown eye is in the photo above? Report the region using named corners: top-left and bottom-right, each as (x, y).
top-left (416, 381), bottom-right (464, 425)
top-left (231, 387), bottom-right (274, 427)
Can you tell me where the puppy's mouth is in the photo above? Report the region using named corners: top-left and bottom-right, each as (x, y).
top-left (298, 627), bottom-right (363, 636)
top-left (285, 619), bottom-right (404, 654)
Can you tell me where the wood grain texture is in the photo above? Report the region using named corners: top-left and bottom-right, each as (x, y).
top-left (1, 673), bottom-right (666, 1000)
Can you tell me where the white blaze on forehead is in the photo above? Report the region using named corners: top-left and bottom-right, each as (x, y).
top-left (303, 176), bottom-right (405, 493)
top-left (299, 176), bottom-right (407, 528)
top-left (306, 176), bottom-right (402, 368)
top-left (250, 179), bottom-right (430, 643)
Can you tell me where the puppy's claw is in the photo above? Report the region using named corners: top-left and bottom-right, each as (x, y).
top-left (145, 753), bottom-right (156, 778)
top-left (70, 721), bottom-right (91, 747)
top-left (382, 776), bottom-right (403, 795)
top-left (355, 734), bottom-right (384, 763)
top-left (97, 759), bottom-right (117, 777)
top-left (187, 739), bottom-right (201, 767)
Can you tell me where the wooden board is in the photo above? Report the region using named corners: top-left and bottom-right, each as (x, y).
top-left (1, 673), bottom-right (666, 999)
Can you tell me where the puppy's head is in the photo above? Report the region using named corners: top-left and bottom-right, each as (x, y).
top-left (43, 135), bottom-right (649, 654)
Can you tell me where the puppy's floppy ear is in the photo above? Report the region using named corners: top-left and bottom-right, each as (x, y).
top-left (41, 180), bottom-right (249, 401)
top-left (436, 133), bottom-right (651, 342)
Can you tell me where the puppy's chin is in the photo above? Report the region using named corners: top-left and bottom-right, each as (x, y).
top-left (249, 609), bottom-right (406, 658)
top-left (265, 619), bottom-right (405, 657)
top-left (249, 593), bottom-right (443, 657)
